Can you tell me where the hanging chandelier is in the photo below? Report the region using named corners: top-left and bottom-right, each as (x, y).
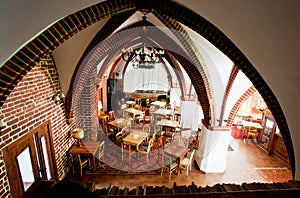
top-left (121, 15), bottom-right (165, 69)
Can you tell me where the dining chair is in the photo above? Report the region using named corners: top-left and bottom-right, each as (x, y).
top-left (70, 153), bottom-right (91, 176)
top-left (174, 113), bottom-right (181, 122)
top-left (143, 109), bottom-right (151, 124)
top-left (180, 150), bottom-right (196, 176)
top-left (107, 110), bottom-right (116, 121)
top-left (143, 124), bottom-right (151, 133)
top-left (116, 126), bottom-right (130, 146)
top-left (138, 138), bottom-right (154, 163)
top-left (121, 142), bottom-right (137, 163)
top-left (246, 126), bottom-right (258, 140)
top-left (161, 152), bottom-right (179, 180)
top-left (146, 98), bottom-right (151, 107)
top-left (99, 115), bottom-right (109, 124)
top-left (101, 123), bottom-right (115, 141)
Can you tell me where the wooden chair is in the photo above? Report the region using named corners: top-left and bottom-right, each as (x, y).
top-left (107, 110), bottom-right (116, 121)
top-left (161, 152), bottom-right (179, 180)
top-left (99, 115), bottom-right (109, 124)
top-left (164, 126), bottom-right (176, 142)
top-left (145, 98), bottom-right (150, 107)
top-left (122, 143), bottom-right (137, 163)
top-left (134, 104), bottom-right (143, 111)
top-left (246, 126), bottom-right (258, 140)
top-left (70, 153), bottom-right (91, 176)
top-left (174, 113), bottom-right (181, 122)
top-left (134, 111), bottom-right (144, 124)
top-left (180, 150), bottom-right (196, 176)
top-left (137, 138), bottom-right (154, 163)
top-left (101, 123), bottom-right (115, 141)
top-left (116, 126), bottom-right (130, 146)
top-left (143, 109), bottom-right (151, 124)
top-left (143, 124), bottom-right (151, 133)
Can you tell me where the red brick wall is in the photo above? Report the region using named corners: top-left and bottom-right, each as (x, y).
top-left (0, 65), bottom-right (74, 197)
top-left (78, 77), bottom-right (98, 142)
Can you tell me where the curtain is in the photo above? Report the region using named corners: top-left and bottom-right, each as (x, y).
top-left (124, 65), bottom-right (168, 92)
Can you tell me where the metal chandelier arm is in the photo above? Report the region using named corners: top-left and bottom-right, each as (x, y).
top-left (121, 15), bottom-right (165, 69)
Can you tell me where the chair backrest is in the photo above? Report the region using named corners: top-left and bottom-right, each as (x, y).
top-left (100, 115), bottom-right (109, 124)
top-left (121, 126), bottom-right (130, 137)
top-left (174, 113), bottom-right (181, 122)
top-left (70, 153), bottom-right (83, 165)
top-left (166, 103), bottom-right (171, 110)
top-left (102, 123), bottom-right (113, 135)
top-left (143, 124), bottom-right (151, 133)
top-left (116, 126), bottom-right (129, 144)
top-left (147, 139), bottom-right (154, 152)
top-left (145, 109), bottom-right (150, 116)
top-left (107, 110), bottom-right (115, 121)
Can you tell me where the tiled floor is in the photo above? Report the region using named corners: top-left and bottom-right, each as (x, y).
top-left (66, 137), bottom-right (291, 190)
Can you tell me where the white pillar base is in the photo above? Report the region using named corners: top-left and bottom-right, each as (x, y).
top-left (194, 125), bottom-right (231, 173)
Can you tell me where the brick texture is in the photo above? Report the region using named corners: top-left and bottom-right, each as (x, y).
top-left (0, 65), bottom-right (76, 197)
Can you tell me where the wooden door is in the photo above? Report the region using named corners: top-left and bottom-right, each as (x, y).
top-left (2, 120), bottom-right (57, 198)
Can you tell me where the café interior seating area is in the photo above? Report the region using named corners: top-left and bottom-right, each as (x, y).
top-left (62, 90), bottom-right (296, 197)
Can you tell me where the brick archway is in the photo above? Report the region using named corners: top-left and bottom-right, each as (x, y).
top-left (0, 0), bottom-right (294, 177)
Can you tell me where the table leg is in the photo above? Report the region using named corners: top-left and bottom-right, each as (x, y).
top-left (92, 155), bottom-right (96, 171)
top-left (177, 157), bottom-right (181, 175)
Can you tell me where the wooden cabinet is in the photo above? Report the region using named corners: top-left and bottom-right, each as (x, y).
top-left (258, 113), bottom-right (276, 154)
top-left (257, 112), bottom-right (291, 168)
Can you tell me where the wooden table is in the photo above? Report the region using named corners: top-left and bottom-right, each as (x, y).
top-left (128, 91), bottom-right (166, 101)
top-left (123, 131), bottom-right (149, 150)
top-left (242, 120), bottom-right (263, 129)
top-left (151, 101), bottom-right (166, 107)
top-left (68, 141), bottom-right (100, 171)
top-left (124, 108), bottom-right (143, 118)
top-left (154, 108), bottom-right (172, 116)
top-left (107, 118), bottom-right (130, 131)
top-left (126, 101), bottom-right (136, 108)
top-left (156, 119), bottom-right (179, 130)
top-left (163, 139), bottom-right (190, 174)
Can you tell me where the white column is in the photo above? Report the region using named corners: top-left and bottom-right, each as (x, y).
top-left (192, 102), bottom-right (203, 131)
top-left (194, 125), bottom-right (231, 173)
top-left (180, 99), bottom-right (197, 129)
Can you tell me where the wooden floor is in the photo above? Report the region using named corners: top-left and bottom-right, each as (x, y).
top-left (66, 137), bottom-right (291, 190)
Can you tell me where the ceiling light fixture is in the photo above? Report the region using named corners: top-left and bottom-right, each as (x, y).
top-left (121, 15), bottom-right (165, 69)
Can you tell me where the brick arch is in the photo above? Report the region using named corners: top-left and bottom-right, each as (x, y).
top-left (65, 11), bottom-right (137, 119)
top-left (0, 0), bottom-right (294, 177)
top-left (227, 85), bottom-right (257, 126)
top-left (70, 17), bottom-right (213, 129)
top-left (152, 0), bottom-right (294, 177)
top-left (219, 65), bottom-right (240, 126)
top-left (69, 14), bottom-right (211, 120)
top-left (152, 11), bottom-right (215, 125)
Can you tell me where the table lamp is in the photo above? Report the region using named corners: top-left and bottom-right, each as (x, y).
top-left (98, 101), bottom-right (104, 115)
top-left (73, 128), bottom-right (84, 147)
